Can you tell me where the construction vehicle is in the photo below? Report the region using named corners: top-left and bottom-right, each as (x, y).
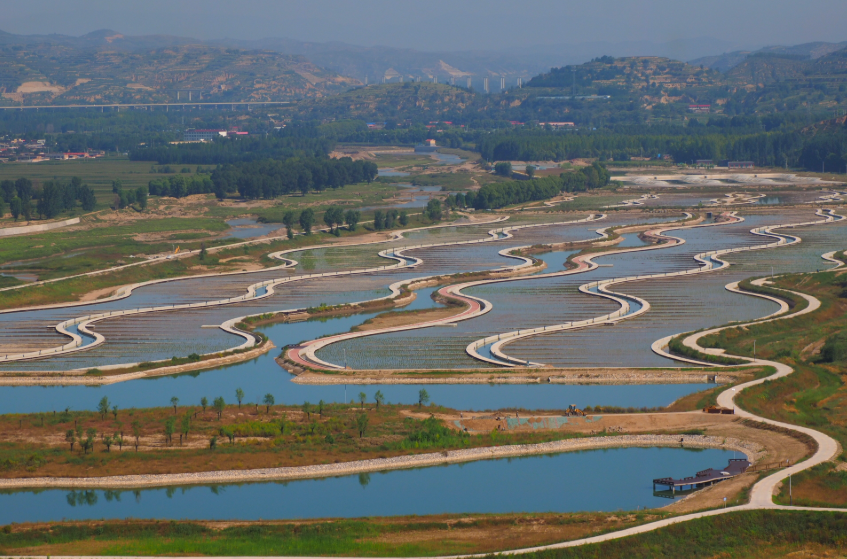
top-left (565, 404), bottom-right (586, 417)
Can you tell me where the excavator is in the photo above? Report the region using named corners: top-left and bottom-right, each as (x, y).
top-left (565, 404), bottom-right (587, 417)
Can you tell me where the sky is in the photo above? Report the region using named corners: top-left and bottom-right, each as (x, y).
top-left (2, 0), bottom-right (846, 54)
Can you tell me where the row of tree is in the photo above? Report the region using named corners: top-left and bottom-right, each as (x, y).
top-left (476, 126), bottom-right (847, 171)
top-left (0, 177), bottom-right (96, 221)
top-left (210, 158), bottom-right (379, 200)
top-left (469, 164), bottom-right (611, 210)
top-left (148, 174), bottom-right (214, 198)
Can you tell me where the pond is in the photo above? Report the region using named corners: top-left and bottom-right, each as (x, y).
top-left (378, 168), bottom-right (410, 177)
top-left (0, 446), bottom-right (735, 523)
top-left (223, 218), bottom-right (284, 239)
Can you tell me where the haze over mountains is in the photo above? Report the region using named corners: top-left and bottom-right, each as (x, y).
top-left (1, 27), bottom-right (847, 107)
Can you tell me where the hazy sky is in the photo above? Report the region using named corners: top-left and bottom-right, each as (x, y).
top-left (2, 0), bottom-right (846, 52)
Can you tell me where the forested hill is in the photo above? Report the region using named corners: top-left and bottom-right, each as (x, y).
top-left (0, 42), bottom-right (359, 106)
top-left (526, 56), bottom-right (724, 93)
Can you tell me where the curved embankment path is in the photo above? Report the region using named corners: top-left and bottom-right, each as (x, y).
top-left (490, 208), bottom-right (842, 367)
top-left (286, 213), bottom-right (634, 369)
top-left (0, 216), bottom-right (514, 367)
top-left (2, 281), bottom-right (842, 558)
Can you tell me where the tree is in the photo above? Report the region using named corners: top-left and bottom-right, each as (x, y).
top-left (399, 210), bottom-right (409, 226)
top-left (318, 399), bottom-right (325, 417)
top-left (356, 413), bottom-right (369, 438)
top-left (199, 242), bottom-right (207, 262)
top-left (263, 393), bottom-right (275, 413)
top-left (136, 186), bottom-right (148, 210)
top-left (103, 434), bottom-right (113, 452)
top-left (373, 210), bottom-right (384, 231)
top-left (97, 396), bottom-right (110, 420)
top-left (374, 390), bottom-right (385, 410)
top-left (303, 401), bottom-right (312, 420)
top-left (323, 206), bottom-right (343, 233)
top-left (114, 433), bottom-right (124, 451)
top-left (418, 389), bottom-right (430, 408)
top-left (359, 392), bottom-right (367, 409)
top-left (170, 396), bottom-right (179, 414)
top-left (209, 436), bottom-right (218, 450)
top-left (213, 396), bottom-right (225, 420)
top-left (111, 405), bottom-right (118, 420)
top-left (299, 208), bottom-right (315, 234)
top-left (344, 209), bottom-right (360, 231)
top-left (65, 429), bottom-right (76, 451)
top-left (200, 396), bottom-right (208, 412)
top-left (526, 165), bottom-right (536, 178)
top-left (282, 210), bottom-right (298, 239)
top-left (9, 197), bottom-right (21, 221)
top-left (80, 187), bottom-right (96, 211)
top-left (84, 428), bottom-right (97, 454)
top-left (494, 161), bottom-right (513, 177)
top-left (425, 199), bottom-right (442, 221)
top-left (164, 417), bottom-right (176, 445)
top-left (235, 388), bottom-right (244, 408)
top-left (222, 427), bottom-right (235, 444)
top-left (131, 420), bottom-right (141, 452)
top-left (181, 413), bottom-right (191, 444)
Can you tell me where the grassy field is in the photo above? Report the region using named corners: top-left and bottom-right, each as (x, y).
top-left (0, 157), bottom-right (175, 214)
top-left (0, 402), bottom-right (596, 479)
top-left (1, 510), bottom-right (845, 557)
top-left (0, 511), bottom-right (671, 557)
top-left (703, 270), bottom-right (847, 507)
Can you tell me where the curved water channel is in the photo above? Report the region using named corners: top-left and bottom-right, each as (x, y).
top-left (0, 447), bottom-right (734, 523)
top-left (0, 205), bottom-right (843, 522)
top-left (0, 208), bottom-right (842, 416)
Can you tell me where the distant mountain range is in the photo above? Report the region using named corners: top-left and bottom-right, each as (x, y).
top-left (0, 30), bottom-right (358, 106)
top-left (1, 28), bottom-right (847, 107)
top-left (691, 41), bottom-right (847, 72)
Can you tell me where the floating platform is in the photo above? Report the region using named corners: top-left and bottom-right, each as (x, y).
top-left (653, 458), bottom-right (750, 493)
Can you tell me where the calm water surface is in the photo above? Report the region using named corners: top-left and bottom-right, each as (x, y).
top-left (0, 447), bottom-right (734, 523)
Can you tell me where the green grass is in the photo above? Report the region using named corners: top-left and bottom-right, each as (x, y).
top-left (1, 511), bottom-right (844, 557)
top-left (519, 510), bottom-right (847, 559)
top-left (552, 195), bottom-right (631, 211)
top-left (0, 157), bottom-right (175, 214)
top-left (0, 217), bottom-right (229, 278)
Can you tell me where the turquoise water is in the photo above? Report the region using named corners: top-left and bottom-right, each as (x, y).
top-left (0, 446), bottom-right (734, 522)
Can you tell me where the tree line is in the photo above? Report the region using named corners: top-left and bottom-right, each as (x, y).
top-left (148, 174), bottom-right (215, 198)
top-left (467, 163), bottom-right (611, 210)
top-left (0, 177), bottom-right (96, 221)
top-left (130, 134), bottom-right (334, 165)
top-left (476, 126), bottom-right (847, 171)
top-left (210, 158), bottom-right (378, 200)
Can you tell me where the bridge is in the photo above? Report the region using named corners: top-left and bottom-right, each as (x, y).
top-left (0, 101), bottom-right (290, 111)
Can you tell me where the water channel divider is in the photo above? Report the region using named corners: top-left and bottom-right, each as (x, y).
top-left (285, 214), bottom-right (610, 370)
top-left (475, 208), bottom-right (843, 368)
top-left (0, 216), bottom-right (516, 365)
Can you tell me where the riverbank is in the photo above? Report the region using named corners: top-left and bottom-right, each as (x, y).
top-left (0, 434), bottom-right (759, 490)
top-left (288, 366), bottom-right (754, 385)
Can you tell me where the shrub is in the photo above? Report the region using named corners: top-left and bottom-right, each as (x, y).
top-left (821, 332), bottom-right (847, 363)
